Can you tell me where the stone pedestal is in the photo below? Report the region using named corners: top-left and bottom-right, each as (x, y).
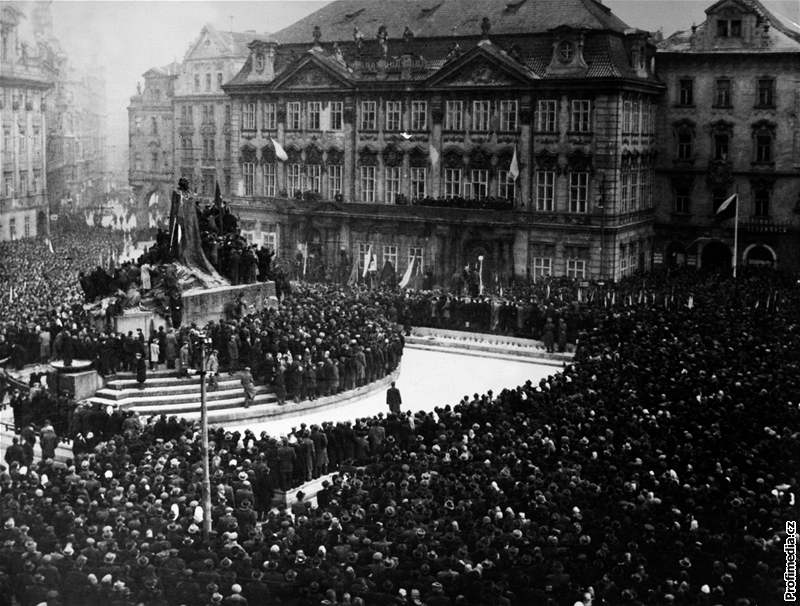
top-left (181, 281), bottom-right (276, 325)
top-left (58, 370), bottom-right (103, 400)
top-left (115, 309), bottom-right (156, 336)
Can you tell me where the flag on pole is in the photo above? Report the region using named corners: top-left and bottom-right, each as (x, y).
top-left (347, 255), bottom-right (360, 286)
top-left (715, 193), bottom-right (737, 221)
top-left (508, 146), bottom-right (519, 181)
top-left (687, 295), bottom-right (694, 309)
top-left (271, 138), bottom-right (288, 162)
top-left (46, 238), bottom-right (54, 254)
top-left (429, 145), bottom-right (440, 168)
top-left (8, 285), bottom-right (13, 303)
top-left (362, 246), bottom-right (373, 278)
top-left (399, 258), bottom-right (416, 288)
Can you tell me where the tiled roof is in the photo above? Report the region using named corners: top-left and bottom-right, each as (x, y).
top-left (273, 0), bottom-right (631, 45)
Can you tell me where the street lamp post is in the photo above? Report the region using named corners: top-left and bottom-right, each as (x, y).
top-left (195, 332), bottom-right (213, 539)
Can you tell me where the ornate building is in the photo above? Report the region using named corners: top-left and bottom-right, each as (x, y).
top-left (0, 2), bottom-right (54, 240)
top-left (223, 0), bottom-right (664, 283)
top-left (128, 62), bottom-right (178, 226)
top-left (130, 24), bottom-right (271, 226)
top-left (655, 0), bottom-right (800, 271)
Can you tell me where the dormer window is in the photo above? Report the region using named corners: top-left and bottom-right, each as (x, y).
top-left (557, 41), bottom-right (574, 63)
top-left (255, 53), bottom-right (265, 73)
top-left (717, 19), bottom-right (742, 38)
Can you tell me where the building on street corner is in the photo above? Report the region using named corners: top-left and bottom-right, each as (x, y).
top-left (0, 2), bottom-right (53, 240)
top-left (654, 0), bottom-right (800, 271)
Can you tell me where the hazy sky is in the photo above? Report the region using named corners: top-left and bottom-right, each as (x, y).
top-left (15, 0), bottom-right (800, 161)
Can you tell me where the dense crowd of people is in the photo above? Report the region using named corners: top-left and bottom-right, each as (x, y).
top-left (0, 263), bottom-right (792, 604)
top-left (1, 217), bottom-right (796, 604)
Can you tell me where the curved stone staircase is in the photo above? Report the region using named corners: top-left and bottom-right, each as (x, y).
top-left (89, 369), bottom-right (277, 425)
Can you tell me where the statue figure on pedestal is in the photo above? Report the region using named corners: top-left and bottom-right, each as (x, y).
top-left (168, 178), bottom-right (222, 280)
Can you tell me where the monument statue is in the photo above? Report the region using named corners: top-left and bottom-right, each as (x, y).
top-left (168, 178), bottom-right (223, 280)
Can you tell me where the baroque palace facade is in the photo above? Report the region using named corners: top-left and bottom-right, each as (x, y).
top-left (223, 0), bottom-right (663, 283)
top-left (655, 0), bottom-right (800, 271)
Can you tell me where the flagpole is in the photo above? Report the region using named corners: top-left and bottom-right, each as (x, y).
top-left (732, 189), bottom-right (739, 279)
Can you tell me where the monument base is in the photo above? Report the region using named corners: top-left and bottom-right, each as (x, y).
top-left (181, 281), bottom-right (276, 325)
top-left (114, 309), bottom-right (156, 336)
top-left (58, 370), bottom-right (103, 400)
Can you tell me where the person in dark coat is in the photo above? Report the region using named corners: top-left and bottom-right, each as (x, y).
top-left (542, 318), bottom-right (555, 353)
top-left (135, 352), bottom-right (147, 388)
top-left (39, 422), bottom-right (58, 461)
top-left (240, 367), bottom-right (256, 408)
top-left (386, 381), bottom-right (402, 415)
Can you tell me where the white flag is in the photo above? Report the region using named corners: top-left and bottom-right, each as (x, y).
top-left (509, 147), bottom-right (519, 181)
top-left (271, 138), bottom-right (288, 162)
top-left (429, 145), bottom-right (439, 168)
top-left (399, 258), bottom-right (415, 288)
top-left (362, 246), bottom-right (372, 278)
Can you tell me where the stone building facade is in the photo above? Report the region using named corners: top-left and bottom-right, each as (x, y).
top-left (128, 63), bottom-right (178, 226)
top-left (223, 0), bottom-right (664, 284)
top-left (0, 2), bottom-right (53, 240)
top-left (655, 0), bottom-right (800, 271)
top-left (130, 24), bottom-right (271, 227)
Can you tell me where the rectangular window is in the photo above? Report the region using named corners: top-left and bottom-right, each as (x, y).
top-left (621, 168), bottom-right (630, 212)
top-left (410, 167), bottom-right (427, 199)
top-left (532, 256), bottom-right (552, 279)
top-left (225, 104), bottom-right (232, 124)
top-left (330, 101), bottom-right (343, 130)
top-left (9, 217), bottom-right (16, 240)
top-left (566, 258), bottom-right (586, 279)
top-left (536, 170), bottom-right (555, 211)
top-left (287, 102), bottom-right (301, 130)
top-left (631, 98), bottom-right (641, 135)
top-left (383, 245), bottom-right (398, 269)
top-left (360, 165), bottom-right (376, 202)
top-left (445, 100), bottom-right (463, 131)
top-left (499, 100), bottom-right (518, 131)
top-left (677, 130), bottom-right (693, 160)
top-left (411, 100), bottom-right (427, 131)
top-left (754, 189), bottom-right (770, 217)
top-left (472, 100), bottom-right (490, 131)
top-left (537, 99), bottom-right (558, 132)
top-left (261, 223), bottom-right (278, 251)
top-left (263, 163), bottom-right (276, 197)
top-left (467, 169), bottom-right (488, 199)
top-left (408, 246), bottom-right (424, 270)
top-left (714, 79), bottom-right (732, 107)
top-left (638, 164), bottom-right (648, 209)
top-left (444, 168), bottom-right (462, 198)
top-left (620, 244), bottom-right (629, 275)
top-left (151, 151), bottom-right (159, 170)
top-left (217, 72), bottom-right (223, 89)
top-left (718, 19), bottom-right (742, 37)
top-left (756, 78), bottom-right (775, 107)
top-left (262, 103), bottom-right (276, 130)
top-left (205, 73), bottom-right (211, 91)
top-left (679, 79), bottom-right (694, 106)
top-left (306, 164), bottom-right (322, 192)
top-left (385, 100), bottom-right (402, 131)
top-left (630, 166), bottom-right (639, 209)
top-left (714, 133), bottom-right (730, 160)
top-left (23, 215), bottom-right (30, 237)
top-left (360, 101), bottom-right (377, 130)
top-left (675, 186), bottom-right (690, 214)
top-left (569, 171), bottom-right (589, 213)
top-left (243, 162), bottom-right (255, 196)
top-left (385, 166), bottom-right (401, 203)
top-left (194, 74), bottom-right (200, 91)
top-left (307, 101), bottom-right (322, 130)
top-left (327, 164), bottom-right (343, 197)
top-left (755, 133), bottom-right (773, 163)
top-left (623, 100), bottom-right (632, 133)
top-left (357, 243), bottom-right (370, 273)
top-left (497, 169), bottom-right (515, 201)
top-left (570, 100), bottom-right (592, 133)
top-left (225, 137), bottom-right (231, 154)
top-left (243, 102), bottom-right (256, 130)
top-left (287, 164), bottom-right (302, 195)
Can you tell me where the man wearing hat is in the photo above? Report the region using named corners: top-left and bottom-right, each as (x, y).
top-left (206, 348), bottom-right (220, 391)
top-left (386, 381), bottom-right (402, 415)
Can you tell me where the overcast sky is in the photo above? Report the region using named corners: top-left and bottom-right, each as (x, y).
top-left (15, 0), bottom-right (800, 163)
